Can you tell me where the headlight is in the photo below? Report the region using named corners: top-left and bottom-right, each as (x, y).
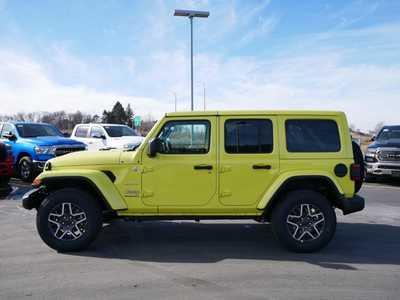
top-left (365, 149), bottom-right (377, 157)
top-left (365, 148), bottom-right (378, 162)
top-left (34, 146), bottom-right (56, 155)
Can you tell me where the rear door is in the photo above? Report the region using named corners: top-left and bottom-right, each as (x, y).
top-left (218, 116), bottom-right (279, 207)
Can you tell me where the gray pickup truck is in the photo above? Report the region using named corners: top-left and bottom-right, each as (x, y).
top-left (365, 125), bottom-right (400, 179)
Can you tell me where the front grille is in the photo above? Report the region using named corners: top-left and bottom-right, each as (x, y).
top-left (377, 150), bottom-right (400, 162)
top-left (55, 146), bottom-right (86, 157)
top-left (378, 165), bottom-right (400, 170)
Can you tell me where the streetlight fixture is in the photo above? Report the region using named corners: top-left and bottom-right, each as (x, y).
top-left (174, 9), bottom-right (209, 111)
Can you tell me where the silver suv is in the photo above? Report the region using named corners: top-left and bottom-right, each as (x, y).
top-left (365, 125), bottom-right (400, 179)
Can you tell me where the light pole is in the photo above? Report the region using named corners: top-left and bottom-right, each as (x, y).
top-left (174, 9), bottom-right (209, 111)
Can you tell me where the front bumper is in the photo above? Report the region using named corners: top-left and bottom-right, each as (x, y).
top-left (338, 195), bottom-right (365, 215)
top-left (22, 186), bottom-right (48, 210)
top-left (365, 162), bottom-right (400, 177)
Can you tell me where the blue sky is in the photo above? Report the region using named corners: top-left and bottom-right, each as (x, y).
top-left (0, 0), bottom-right (399, 130)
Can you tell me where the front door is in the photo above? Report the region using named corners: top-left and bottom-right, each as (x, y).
top-left (219, 116), bottom-right (279, 207)
top-left (88, 126), bottom-right (107, 150)
top-left (141, 117), bottom-right (217, 213)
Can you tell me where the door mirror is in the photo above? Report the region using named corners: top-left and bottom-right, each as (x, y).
top-left (148, 138), bottom-right (162, 157)
top-left (3, 132), bottom-right (17, 141)
top-left (62, 132), bottom-right (70, 137)
top-left (93, 134), bottom-right (106, 139)
top-left (370, 135), bottom-right (376, 142)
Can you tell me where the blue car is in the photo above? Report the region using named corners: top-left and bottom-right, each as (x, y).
top-left (0, 122), bottom-right (86, 181)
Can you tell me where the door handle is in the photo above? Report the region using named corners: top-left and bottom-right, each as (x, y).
top-left (252, 164), bottom-right (271, 170)
top-left (194, 164), bottom-right (213, 170)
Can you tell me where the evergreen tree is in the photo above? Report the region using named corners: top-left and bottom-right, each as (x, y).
top-left (126, 104), bottom-right (134, 127)
top-left (102, 110), bottom-right (110, 123)
top-left (110, 101), bottom-right (127, 124)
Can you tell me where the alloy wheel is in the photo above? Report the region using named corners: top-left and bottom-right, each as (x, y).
top-left (48, 202), bottom-right (88, 240)
top-left (286, 203), bottom-right (325, 243)
top-left (20, 161), bottom-right (31, 179)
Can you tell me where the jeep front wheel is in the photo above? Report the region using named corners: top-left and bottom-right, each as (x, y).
top-left (271, 190), bottom-right (336, 253)
top-left (36, 188), bottom-right (102, 252)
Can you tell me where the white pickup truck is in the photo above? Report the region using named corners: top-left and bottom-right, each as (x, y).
top-left (71, 123), bottom-right (144, 151)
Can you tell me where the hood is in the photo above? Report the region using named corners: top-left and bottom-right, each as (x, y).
top-left (108, 136), bottom-right (145, 148)
top-left (368, 140), bottom-right (400, 149)
top-left (50, 149), bottom-right (122, 167)
top-left (20, 136), bottom-right (86, 147)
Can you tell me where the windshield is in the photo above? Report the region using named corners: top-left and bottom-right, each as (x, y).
top-left (16, 124), bottom-right (63, 138)
top-left (103, 125), bottom-right (139, 137)
top-left (376, 126), bottom-right (400, 142)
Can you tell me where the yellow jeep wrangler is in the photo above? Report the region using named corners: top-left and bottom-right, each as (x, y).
top-left (23, 111), bottom-right (365, 253)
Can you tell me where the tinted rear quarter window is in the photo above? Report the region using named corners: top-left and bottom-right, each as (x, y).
top-left (225, 119), bottom-right (273, 153)
top-left (286, 119), bottom-right (340, 152)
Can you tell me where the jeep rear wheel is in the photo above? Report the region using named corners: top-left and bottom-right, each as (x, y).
top-left (36, 188), bottom-right (102, 252)
top-left (271, 190), bottom-right (336, 253)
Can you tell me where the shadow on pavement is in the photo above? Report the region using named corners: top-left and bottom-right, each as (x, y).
top-left (68, 221), bottom-right (400, 269)
top-left (366, 177), bottom-right (400, 187)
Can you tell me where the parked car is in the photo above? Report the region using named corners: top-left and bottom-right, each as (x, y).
top-left (0, 122), bottom-right (87, 181)
top-left (23, 110), bottom-right (365, 253)
top-left (0, 142), bottom-right (13, 183)
top-left (71, 123), bottom-right (144, 151)
top-left (365, 125), bottom-right (400, 180)
top-left (0, 142), bottom-right (13, 197)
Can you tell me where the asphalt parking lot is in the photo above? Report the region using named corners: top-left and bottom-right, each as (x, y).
top-left (0, 180), bottom-right (399, 300)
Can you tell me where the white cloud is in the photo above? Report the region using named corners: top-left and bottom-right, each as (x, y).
top-left (330, 0), bottom-right (381, 29)
top-left (239, 14), bottom-right (279, 45)
top-left (0, 50), bottom-right (171, 119)
top-left (2, 40), bottom-right (398, 131)
top-left (1, 12), bottom-right (399, 132)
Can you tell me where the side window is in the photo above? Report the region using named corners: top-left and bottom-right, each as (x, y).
top-left (157, 120), bottom-right (210, 154)
top-left (75, 126), bottom-right (89, 138)
top-left (1, 124), bottom-right (16, 138)
top-left (285, 119), bottom-right (341, 152)
top-left (225, 119), bottom-right (273, 154)
top-left (90, 126), bottom-right (104, 138)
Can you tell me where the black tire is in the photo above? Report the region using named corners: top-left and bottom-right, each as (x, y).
top-left (0, 176), bottom-right (10, 185)
top-left (36, 188), bottom-right (103, 252)
top-left (0, 182), bottom-right (11, 198)
top-left (352, 141), bottom-right (364, 193)
top-left (18, 156), bottom-right (35, 182)
top-left (271, 190), bottom-right (337, 253)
